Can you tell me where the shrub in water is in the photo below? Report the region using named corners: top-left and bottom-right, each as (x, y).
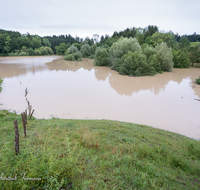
top-left (8, 52), bottom-right (19, 56)
top-left (28, 48), bottom-right (35, 55)
top-left (64, 51), bottom-right (82, 61)
top-left (38, 46), bottom-right (54, 55)
top-left (64, 54), bottom-right (74, 61)
top-left (66, 45), bottom-right (78, 55)
top-left (35, 49), bottom-right (41, 55)
top-left (118, 51), bottom-right (157, 76)
top-left (40, 46), bottom-right (48, 55)
top-left (143, 46), bottom-right (162, 73)
top-left (143, 45), bottom-right (157, 60)
top-left (64, 45), bottom-right (82, 61)
top-left (46, 47), bottom-right (54, 55)
top-left (173, 50), bottom-right (190, 68)
top-left (0, 77), bottom-right (2, 92)
top-left (94, 47), bottom-right (110, 66)
top-left (189, 44), bottom-right (200, 65)
top-left (196, 76), bottom-right (200, 85)
top-left (80, 44), bottom-right (91, 58)
top-left (88, 54), bottom-right (95, 59)
top-left (155, 42), bottom-right (173, 72)
top-left (18, 52), bottom-right (29, 56)
top-left (109, 37), bottom-right (141, 69)
top-left (73, 51), bottom-right (82, 61)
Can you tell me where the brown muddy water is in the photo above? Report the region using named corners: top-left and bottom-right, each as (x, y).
top-left (0, 56), bottom-right (200, 139)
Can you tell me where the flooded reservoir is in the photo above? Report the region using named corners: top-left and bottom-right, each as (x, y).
top-left (0, 56), bottom-right (200, 139)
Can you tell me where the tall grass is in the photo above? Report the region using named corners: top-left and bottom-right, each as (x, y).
top-left (1, 110), bottom-right (200, 189)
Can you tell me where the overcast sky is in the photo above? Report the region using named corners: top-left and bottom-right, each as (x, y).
top-left (1, 0), bottom-right (200, 39)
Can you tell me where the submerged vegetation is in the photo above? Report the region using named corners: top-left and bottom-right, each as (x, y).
top-left (64, 45), bottom-right (82, 61)
top-left (8, 46), bottom-right (54, 56)
top-left (1, 110), bottom-right (200, 189)
top-left (196, 76), bottom-right (200, 85)
top-left (94, 38), bottom-right (173, 76)
top-left (0, 77), bottom-right (3, 92)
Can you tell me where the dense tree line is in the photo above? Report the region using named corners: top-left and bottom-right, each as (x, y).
top-left (0, 29), bottom-right (83, 55)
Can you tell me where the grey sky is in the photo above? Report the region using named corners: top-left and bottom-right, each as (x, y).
top-left (1, 0), bottom-right (200, 39)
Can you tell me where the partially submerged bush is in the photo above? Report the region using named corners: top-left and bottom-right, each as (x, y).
top-left (0, 77), bottom-right (3, 92)
top-left (88, 55), bottom-right (95, 59)
top-left (39, 46), bottom-right (54, 55)
top-left (35, 49), bottom-right (41, 55)
top-left (143, 45), bottom-right (157, 60)
top-left (80, 44), bottom-right (92, 58)
top-left (109, 37), bottom-right (141, 69)
top-left (8, 46), bottom-right (53, 56)
top-left (94, 47), bottom-right (110, 66)
top-left (64, 54), bottom-right (74, 61)
top-left (94, 38), bottom-right (173, 76)
top-left (173, 50), bottom-right (190, 68)
top-left (18, 52), bottom-right (29, 56)
top-left (66, 45), bottom-right (78, 55)
top-left (143, 46), bottom-right (162, 73)
top-left (155, 42), bottom-right (173, 72)
top-left (64, 45), bottom-right (82, 61)
top-left (189, 44), bottom-right (200, 65)
top-left (64, 51), bottom-right (82, 61)
top-left (196, 76), bottom-right (200, 85)
top-left (8, 52), bottom-right (19, 56)
top-left (55, 43), bottom-right (68, 55)
top-left (117, 51), bottom-right (157, 76)
top-left (148, 54), bottom-right (162, 73)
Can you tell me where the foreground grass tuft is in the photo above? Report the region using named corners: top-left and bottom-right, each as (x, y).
top-left (0, 110), bottom-right (200, 189)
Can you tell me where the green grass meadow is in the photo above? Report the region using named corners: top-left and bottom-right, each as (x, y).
top-left (1, 110), bottom-right (200, 189)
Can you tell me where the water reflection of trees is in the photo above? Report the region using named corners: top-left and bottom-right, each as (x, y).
top-left (94, 67), bottom-right (111, 81)
top-left (40, 58), bottom-right (200, 98)
top-left (0, 63), bottom-right (46, 78)
top-left (108, 72), bottom-right (168, 96)
top-left (107, 68), bottom-right (200, 96)
top-left (0, 56), bottom-right (58, 78)
top-left (46, 58), bottom-right (94, 72)
top-left (1, 56), bottom-right (199, 98)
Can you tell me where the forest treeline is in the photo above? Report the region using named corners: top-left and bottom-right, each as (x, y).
top-left (0, 26), bottom-right (200, 76)
top-left (0, 29), bottom-right (79, 56)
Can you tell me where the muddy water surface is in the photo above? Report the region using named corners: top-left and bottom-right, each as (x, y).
top-left (0, 56), bottom-right (200, 139)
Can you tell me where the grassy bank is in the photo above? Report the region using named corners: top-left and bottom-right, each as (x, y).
top-left (0, 110), bottom-right (200, 189)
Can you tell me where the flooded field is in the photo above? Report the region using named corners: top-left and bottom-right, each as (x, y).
top-left (0, 56), bottom-right (200, 139)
